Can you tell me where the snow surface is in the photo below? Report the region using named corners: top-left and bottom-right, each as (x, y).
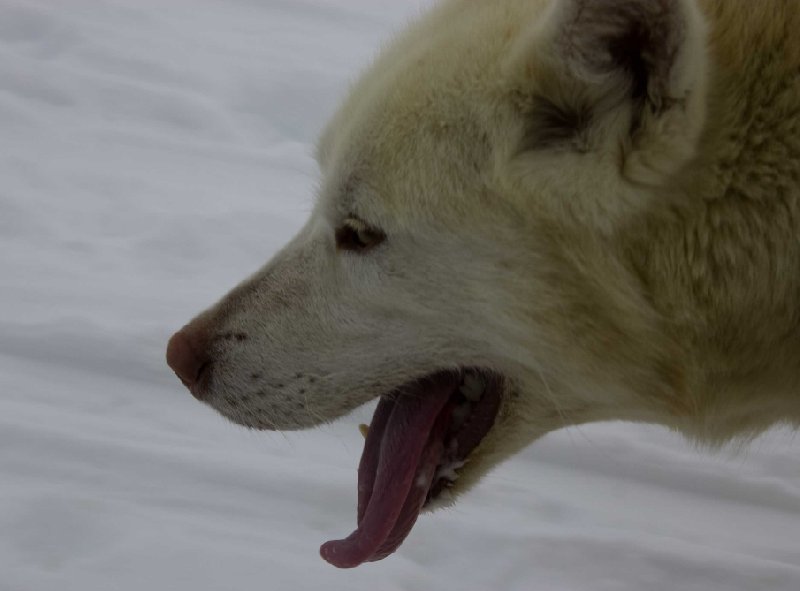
top-left (1, 1), bottom-right (798, 589)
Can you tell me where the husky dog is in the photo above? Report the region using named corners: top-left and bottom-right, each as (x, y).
top-left (167, 0), bottom-right (800, 568)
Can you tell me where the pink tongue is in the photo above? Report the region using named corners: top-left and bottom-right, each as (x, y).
top-left (320, 374), bottom-right (457, 568)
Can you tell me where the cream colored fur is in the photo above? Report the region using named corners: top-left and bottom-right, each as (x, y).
top-left (179, 0), bottom-right (800, 503)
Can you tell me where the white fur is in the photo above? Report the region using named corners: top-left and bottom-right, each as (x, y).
top-left (177, 0), bottom-right (800, 503)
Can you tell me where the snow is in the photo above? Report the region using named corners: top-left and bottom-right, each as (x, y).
top-left (0, 0), bottom-right (798, 589)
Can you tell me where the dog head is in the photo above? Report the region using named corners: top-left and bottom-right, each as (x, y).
top-left (167, 0), bottom-right (707, 567)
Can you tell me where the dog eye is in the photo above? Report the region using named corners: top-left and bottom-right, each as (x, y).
top-left (335, 218), bottom-right (386, 252)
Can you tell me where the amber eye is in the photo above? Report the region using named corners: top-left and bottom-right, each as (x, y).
top-left (335, 218), bottom-right (386, 252)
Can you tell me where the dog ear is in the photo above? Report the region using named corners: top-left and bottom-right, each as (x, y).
top-left (509, 0), bottom-right (708, 186)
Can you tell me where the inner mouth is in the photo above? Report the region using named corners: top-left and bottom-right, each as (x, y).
top-left (320, 368), bottom-right (503, 569)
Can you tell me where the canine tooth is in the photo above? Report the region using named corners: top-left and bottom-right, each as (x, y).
top-left (358, 423), bottom-right (370, 438)
top-left (459, 373), bottom-right (484, 402)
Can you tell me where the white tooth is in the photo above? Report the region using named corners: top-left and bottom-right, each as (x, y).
top-left (434, 460), bottom-right (465, 483)
top-left (358, 423), bottom-right (370, 439)
top-left (459, 373), bottom-right (484, 402)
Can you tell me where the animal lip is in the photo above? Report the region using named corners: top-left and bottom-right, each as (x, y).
top-left (319, 369), bottom-right (503, 569)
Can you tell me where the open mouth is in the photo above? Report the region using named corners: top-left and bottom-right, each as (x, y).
top-left (320, 368), bottom-right (504, 568)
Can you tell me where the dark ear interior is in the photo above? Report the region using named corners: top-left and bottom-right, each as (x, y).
top-left (511, 0), bottom-right (707, 192)
top-left (606, 22), bottom-right (653, 103)
top-left (515, 0), bottom-right (699, 155)
top-left (559, 0), bottom-right (687, 111)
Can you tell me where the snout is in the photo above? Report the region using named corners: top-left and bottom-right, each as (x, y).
top-left (166, 324), bottom-right (211, 400)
